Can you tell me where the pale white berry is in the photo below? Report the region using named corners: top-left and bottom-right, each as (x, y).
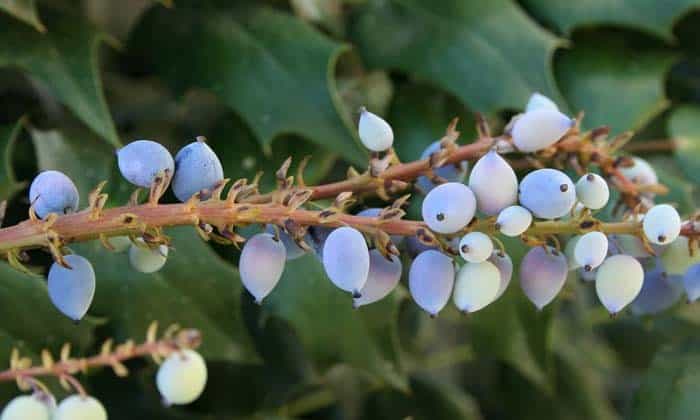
top-left (595, 255), bottom-right (644, 314)
top-left (322, 227), bottom-right (370, 296)
top-left (422, 182), bottom-right (476, 234)
top-left (642, 204), bottom-right (681, 245)
top-left (240, 233), bottom-right (286, 303)
top-left (496, 205), bottom-right (532, 237)
top-left (564, 235), bottom-right (581, 270)
top-left (358, 108), bottom-right (393, 152)
top-left (458, 232), bottom-right (493, 263)
top-left (488, 251), bottom-right (513, 299)
top-left (468, 150), bottom-right (518, 215)
top-left (54, 395), bottom-right (107, 420)
top-left (660, 236), bottom-right (700, 275)
top-left (525, 92), bottom-right (558, 112)
top-left (157, 349), bottom-right (208, 405)
top-left (512, 109), bottom-right (574, 152)
top-left (129, 238), bottom-right (168, 273)
top-left (575, 173), bottom-right (610, 210)
top-left (409, 250), bottom-right (454, 316)
top-left (574, 231), bottom-right (608, 272)
top-left (520, 246), bottom-right (568, 309)
top-left (1, 394), bottom-right (52, 420)
top-left (453, 261), bottom-right (501, 313)
top-left (353, 250), bottom-right (402, 308)
top-left (619, 157), bottom-right (658, 186)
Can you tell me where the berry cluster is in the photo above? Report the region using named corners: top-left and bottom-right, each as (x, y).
top-left (0, 325), bottom-right (206, 420)
top-left (4, 92), bottom-right (700, 415)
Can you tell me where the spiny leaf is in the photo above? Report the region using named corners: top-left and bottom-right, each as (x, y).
top-left (0, 10), bottom-right (120, 147)
top-left (130, 5), bottom-right (367, 165)
top-left (520, 0), bottom-right (700, 41)
top-left (350, 0), bottom-right (565, 112)
top-left (556, 32), bottom-right (676, 133)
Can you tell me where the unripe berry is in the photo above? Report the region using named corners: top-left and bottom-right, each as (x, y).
top-left (53, 395), bottom-right (107, 420)
top-left (358, 107), bottom-right (393, 152)
top-left (1, 393), bottom-right (53, 420)
top-left (172, 139), bottom-right (224, 202)
top-left (129, 238), bottom-right (168, 273)
top-left (157, 349), bottom-right (207, 405)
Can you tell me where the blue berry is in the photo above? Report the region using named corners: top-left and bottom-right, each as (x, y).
top-left (409, 250), bottom-right (454, 316)
top-left (519, 169), bottom-right (576, 219)
top-left (240, 233), bottom-right (286, 303)
top-left (520, 246), bottom-right (567, 309)
top-left (172, 138), bottom-right (224, 202)
top-left (322, 227), bottom-right (370, 296)
top-left (117, 140), bottom-right (175, 188)
top-left (422, 182), bottom-right (476, 234)
top-left (48, 254), bottom-right (96, 321)
top-left (29, 170), bottom-right (79, 219)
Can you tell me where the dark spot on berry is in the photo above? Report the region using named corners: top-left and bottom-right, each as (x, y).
top-left (559, 184), bottom-right (569, 192)
top-left (584, 264), bottom-right (592, 272)
top-left (461, 244), bottom-right (470, 254)
top-left (436, 213), bottom-right (445, 221)
top-left (352, 290), bottom-right (362, 299)
top-left (494, 222), bottom-right (502, 231)
top-left (586, 174), bottom-right (595, 182)
top-left (658, 234), bottom-right (667, 243)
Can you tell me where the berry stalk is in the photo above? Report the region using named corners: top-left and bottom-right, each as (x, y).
top-left (0, 324), bottom-right (200, 383)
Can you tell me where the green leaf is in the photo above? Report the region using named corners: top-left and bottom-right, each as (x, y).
top-left (630, 337), bottom-right (700, 420)
top-left (556, 33), bottom-right (676, 134)
top-left (465, 238), bottom-right (551, 391)
top-left (0, 262), bottom-right (95, 400)
top-left (262, 254), bottom-right (407, 390)
top-left (0, 10), bottom-right (120, 147)
top-left (363, 374), bottom-right (482, 420)
top-left (350, 0), bottom-right (564, 113)
top-left (0, 0), bottom-right (44, 32)
top-left (130, 5), bottom-right (366, 165)
top-left (72, 227), bottom-right (256, 362)
top-left (0, 119), bottom-right (26, 202)
top-left (520, 0), bottom-right (700, 41)
top-left (210, 113), bottom-right (337, 192)
top-left (669, 105), bottom-right (700, 185)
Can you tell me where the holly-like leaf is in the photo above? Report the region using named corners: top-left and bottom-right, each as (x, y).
top-left (520, 0), bottom-right (700, 41)
top-left (630, 337), bottom-right (700, 420)
top-left (72, 227), bottom-right (257, 362)
top-left (0, 262), bottom-right (95, 400)
top-left (209, 113), bottom-right (337, 193)
top-left (0, 10), bottom-right (120, 147)
top-left (350, 0), bottom-right (564, 113)
top-left (0, 119), bottom-right (26, 202)
top-left (262, 254), bottom-right (408, 390)
top-left (556, 33), bottom-right (676, 133)
top-left (130, 5), bottom-right (367, 165)
top-left (669, 105), bottom-right (700, 185)
top-left (0, 0), bottom-right (44, 32)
